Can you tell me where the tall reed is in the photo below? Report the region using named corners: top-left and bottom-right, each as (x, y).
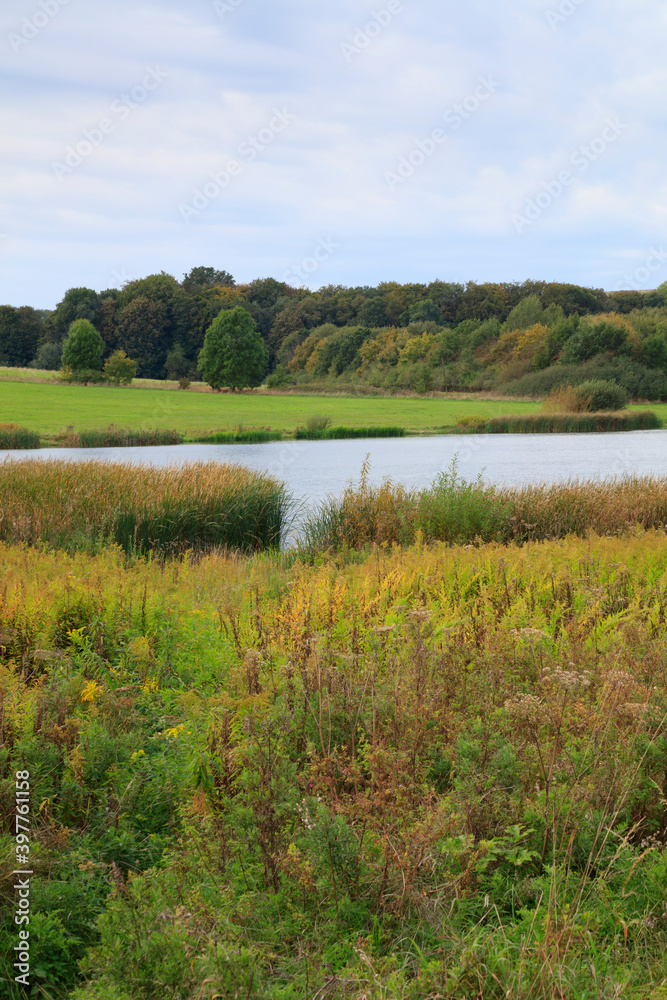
top-left (0, 424), bottom-right (41, 449)
top-left (0, 459), bottom-right (291, 555)
top-left (295, 424), bottom-right (406, 440)
top-left (64, 427), bottom-right (183, 447)
top-left (456, 411), bottom-right (661, 434)
top-left (301, 460), bottom-right (667, 551)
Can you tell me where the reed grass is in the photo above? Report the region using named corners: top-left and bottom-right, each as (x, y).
top-left (0, 423), bottom-right (41, 449)
top-left (456, 411), bottom-right (661, 434)
top-left (196, 429), bottom-right (282, 444)
top-left (0, 459), bottom-right (291, 555)
top-left (295, 424), bottom-right (406, 439)
top-left (301, 458), bottom-right (667, 551)
top-left (64, 426), bottom-right (184, 447)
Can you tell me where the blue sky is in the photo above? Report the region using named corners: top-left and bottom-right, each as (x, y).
top-left (2, 0), bottom-right (666, 308)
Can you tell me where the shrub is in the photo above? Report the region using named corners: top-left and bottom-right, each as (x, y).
top-left (178, 377), bottom-right (191, 390)
top-left (574, 379), bottom-right (628, 411)
top-left (306, 415), bottom-right (331, 433)
top-left (59, 366), bottom-right (107, 384)
top-left (103, 350), bottom-right (137, 385)
top-left (30, 342), bottom-right (61, 370)
top-left (266, 364), bottom-right (292, 388)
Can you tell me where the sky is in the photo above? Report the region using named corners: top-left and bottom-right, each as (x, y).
top-left (2, 0), bottom-right (667, 309)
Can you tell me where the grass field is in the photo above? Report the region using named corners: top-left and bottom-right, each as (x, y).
top-left (0, 377), bottom-right (665, 443)
top-left (0, 379), bottom-right (543, 439)
top-left (4, 530), bottom-right (667, 997)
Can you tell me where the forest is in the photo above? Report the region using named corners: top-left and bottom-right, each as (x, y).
top-left (2, 269), bottom-right (667, 399)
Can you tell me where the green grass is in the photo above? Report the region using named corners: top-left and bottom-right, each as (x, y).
top-left (0, 380), bottom-right (542, 439)
top-left (458, 411), bottom-right (662, 434)
top-left (295, 424), bottom-right (406, 440)
top-left (196, 429), bottom-right (283, 444)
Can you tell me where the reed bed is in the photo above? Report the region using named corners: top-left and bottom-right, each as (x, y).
top-left (295, 424), bottom-right (406, 440)
top-left (301, 459), bottom-right (667, 550)
top-left (0, 459), bottom-right (291, 554)
top-left (0, 423), bottom-right (41, 449)
top-left (196, 428), bottom-right (282, 444)
top-left (456, 411), bottom-right (661, 434)
top-left (63, 427), bottom-right (184, 448)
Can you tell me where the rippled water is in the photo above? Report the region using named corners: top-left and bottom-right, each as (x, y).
top-left (2, 430), bottom-right (667, 509)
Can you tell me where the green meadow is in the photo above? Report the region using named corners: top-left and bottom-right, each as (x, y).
top-left (0, 379), bottom-right (543, 440)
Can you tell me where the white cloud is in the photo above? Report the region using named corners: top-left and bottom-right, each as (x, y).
top-left (1, 0), bottom-right (666, 305)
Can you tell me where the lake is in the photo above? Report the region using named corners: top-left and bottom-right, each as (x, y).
top-left (2, 430), bottom-right (667, 510)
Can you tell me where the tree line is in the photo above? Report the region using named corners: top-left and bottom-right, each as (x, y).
top-left (1, 266), bottom-right (666, 393)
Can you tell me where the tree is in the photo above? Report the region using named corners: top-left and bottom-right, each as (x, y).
top-left (114, 296), bottom-right (169, 377)
top-left (0, 306), bottom-right (42, 366)
top-left (61, 319), bottom-right (104, 371)
top-left (198, 307), bottom-right (268, 390)
top-left (182, 266), bottom-right (235, 292)
top-left (46, 287), bottom-right (101, 341)
top-left (104, 349), bottom-right (137, 385)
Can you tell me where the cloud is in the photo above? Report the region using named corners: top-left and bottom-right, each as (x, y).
top-left (1, 0), bottom-right (667, 306)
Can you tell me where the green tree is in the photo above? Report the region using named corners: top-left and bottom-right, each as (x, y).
top-left (103, 349), bottom-right (137, 385)
top-left (198, 307), bottom-right (268, 390)
top-left (61, 319), bottom-right (104, 371)
top-left (561, 321), bottom-right (630, 364)
top-left (115, 296), bottom-right (169, 378)
top-left (0, 306), bottom-right (42, 366)
top-left (182, 266), bottom-right (235, 292)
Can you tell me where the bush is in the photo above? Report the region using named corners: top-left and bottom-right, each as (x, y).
top-left (574, 379), bottom-right (628, 411)
top-left (266, 364), bottom-right (292, 388)
top-left (30, 342), bottom-right (61, 370)
top-left (178, 377), bottom-right (191, 391)
top-left (502, 356), bottom-right (667, 401)
top-left (103, 350), bottom-right (137, 385)
top-left (59, 366), bottom-right (108, 384)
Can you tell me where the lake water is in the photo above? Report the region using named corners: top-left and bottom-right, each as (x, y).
top-left (2, 430), bottom-right (667, 509)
